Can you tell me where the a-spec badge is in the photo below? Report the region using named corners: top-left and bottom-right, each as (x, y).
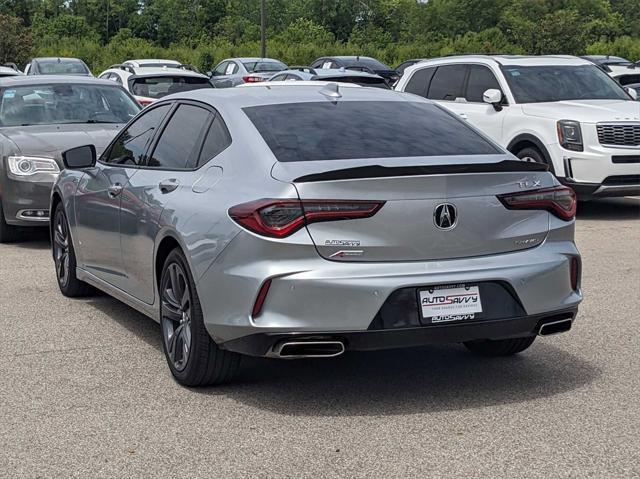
top-left (329, 250), bottom-right (364, 258)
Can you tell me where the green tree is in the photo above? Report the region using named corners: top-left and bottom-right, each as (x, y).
top-left (0, 14), bottom-right (34, 65)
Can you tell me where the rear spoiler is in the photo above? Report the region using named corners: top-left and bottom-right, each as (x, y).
top-left (294, 160), bottom-right (548, 183)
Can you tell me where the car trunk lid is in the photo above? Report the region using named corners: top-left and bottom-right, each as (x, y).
top-left (272, 156), bottom-right (553, 262)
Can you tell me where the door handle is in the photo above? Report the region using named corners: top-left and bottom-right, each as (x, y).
top-left (159, 179), bottom-right (180, 194)
top-left (107, 183), bottom-right (123, 198)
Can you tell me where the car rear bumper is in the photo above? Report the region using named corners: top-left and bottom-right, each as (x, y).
top-left (220, 308), bottom-right (578, 356)
top-left (197, 232), bottom-right (582, 347)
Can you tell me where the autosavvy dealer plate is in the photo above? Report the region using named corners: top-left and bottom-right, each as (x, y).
top-left (419, 284), bottom-right (483, 324)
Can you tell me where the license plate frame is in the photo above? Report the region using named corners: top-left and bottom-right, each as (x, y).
top-left (418, 284), bottom-right (483, 325)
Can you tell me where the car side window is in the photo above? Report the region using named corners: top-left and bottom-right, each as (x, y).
top-left (213, 62), bottom-right (228, 76)
top-left (198, 114), bottom-right (232, 166)
top-left (147, 104), bottom-right (212, 170)
top-left (465, 65), bottom-right (502, 103)
top-left (427, 65), bottom-right (469, 101)
top-left (225, 63), bottom-right (237, 75)
top-left (404, 67), bottom-right (436, 98)
top-left (103, 104), bottom-right (171, 166)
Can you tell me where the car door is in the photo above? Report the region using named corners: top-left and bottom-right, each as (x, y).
top-left (119, 101), bottom-right (215, 304)
top-left (457, 64), bottom-right (507, 142)
top-left (210, 61), bottom-right (229, 88)
top-left (74, 103), bottom-right (172, 289)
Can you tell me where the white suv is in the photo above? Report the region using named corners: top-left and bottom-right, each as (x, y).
top-left (396, 55), bottom-right (640, 199)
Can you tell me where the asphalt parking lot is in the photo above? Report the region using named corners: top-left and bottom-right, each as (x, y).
top-left (0, 198), bottom-right (638, 478)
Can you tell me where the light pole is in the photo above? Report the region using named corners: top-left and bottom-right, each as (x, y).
top-left (260, 0), bottom-right (267, 58)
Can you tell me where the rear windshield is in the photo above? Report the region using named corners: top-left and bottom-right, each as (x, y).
top-left (502, 65), bottom-right (629, 103)
top-left (243, 61), bottom-right (287, 73)
top-left (36, 60), bottom-right (90, 75)
top-left (0, 83), bottom-right (140, 127)
top-left (244, 101), bottom-right (500, 162)
top-left (130, 75), bottom-right (211, 99)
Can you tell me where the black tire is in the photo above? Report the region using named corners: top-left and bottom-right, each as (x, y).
top-left (0, 200), bottom-right (20, 243)
top-left (160, 248), bottom-right (240, 386)
top-left (52, 203), bottom-right (93, 297)
top-left (515, 146), bottom-right (555, 173)
top-left (464, 336), bottom-right (536, 357)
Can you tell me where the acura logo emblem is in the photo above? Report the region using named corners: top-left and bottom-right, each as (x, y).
top-left (434, 203), bottom-right (457, 230)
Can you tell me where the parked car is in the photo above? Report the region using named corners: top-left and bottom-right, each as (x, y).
top-left (605, 64), bottom-right (640, 87)
top-left (581, 55), bottom-right (633, 70)
top-left (122, 59), bottom-right (184, 69)
top-left (209, 58), bottom-right (287, 88)
top-left (51, 84), bottom-right (581, 386)
top-left (310, 56), bottom-right (399, 85)
top-left (268, 67), bottom-right (390, 88)
top-left (396, 55), bottom-right (640, 199)
top-left (24, 57), bottom-right (92, 76)
top-left (0, 76), bottom-right (140, 242)
top-left (98, 64), bottom-right (212, 106)
top-left (0, 64), bottom-right (23, 77)
top-left (395, 59), bottom-right (426, 77)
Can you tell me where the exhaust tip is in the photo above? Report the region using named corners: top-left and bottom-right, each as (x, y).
top-left (273, 340), bottom-right (345, 359)
top-left (538, 318), bottom-right (573, 336)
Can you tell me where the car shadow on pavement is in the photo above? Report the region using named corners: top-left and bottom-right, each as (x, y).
top-left (204, 343), bottom-right (600, 417)
top-left (9, 227), bottom-right (51, 250)
top-left (577, 197), bottom-right (640, 221)
top-left (88, 294), bottom-right (600, 417)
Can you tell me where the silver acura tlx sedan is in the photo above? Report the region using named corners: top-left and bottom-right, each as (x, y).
top-left (51, 84), bottom-right (582, 386)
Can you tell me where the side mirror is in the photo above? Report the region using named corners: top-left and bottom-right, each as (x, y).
top-left (626, 87), bottom-right (638, 101)
top-left (483, 88), bottom-right (503, 111)
top-left (62, 145), bottom-right (96, 169)
top-left (206, 71), bottom-right (213, 77)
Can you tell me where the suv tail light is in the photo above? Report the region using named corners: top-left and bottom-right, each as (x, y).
top-left (498, 186), bottom-right (577, 221)
top-left (243, 75), bottom-right (265, 83)
top-left (229, 199), bottom-right (385, 238)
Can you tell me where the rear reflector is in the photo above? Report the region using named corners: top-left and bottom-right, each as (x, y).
top-left (243, 76), bottom-right (265, 83)
top-left (229, 199), bottom-right (385, 238)
top-left (252, 279), bottom-right (272, 318)
top-left (570, 256), bottom-right (580, 291)
top-left (498, 186), bottom-right (576, 221)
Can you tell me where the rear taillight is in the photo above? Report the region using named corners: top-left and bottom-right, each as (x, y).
top-left (498, 186), bottom-right (576, 221)
top-left (136, 97), bottom-right (154, 107)
top-left (243, 76), bottom-right (264, 83)
top-left (229, 199), bottom-right (385, 238)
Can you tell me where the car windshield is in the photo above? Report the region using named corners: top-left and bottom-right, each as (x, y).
top-left (35, 60), bottom-right (90, 75)
top-left (243, 61), bottom-right (287, 73)
top-left (130, 75), bottom-right (211, 99)
top-left (0, 83), bottom-right (140, 127)
top-left (244, 100), bottom-right (500, 162)
top-left (501, 65), bottom-right (630, 103)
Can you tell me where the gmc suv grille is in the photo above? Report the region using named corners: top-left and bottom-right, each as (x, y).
top-left (596, 123), bottom-right (640, 147)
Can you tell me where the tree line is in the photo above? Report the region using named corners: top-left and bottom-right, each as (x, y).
top-left (1, 0), bottom-right (639, 72)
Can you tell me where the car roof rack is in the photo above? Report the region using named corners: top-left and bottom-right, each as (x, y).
top-left (289, 66), bottom-right (317, 75)
top-left (108, 64), bottom-right (136, 74)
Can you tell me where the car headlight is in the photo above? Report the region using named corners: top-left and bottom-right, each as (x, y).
top-left (7, 156), bottom-right (60, 176)
top-left (557, 120), bottom-right (583, 152)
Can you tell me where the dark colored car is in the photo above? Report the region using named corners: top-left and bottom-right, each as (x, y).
top-left (395, 59), bottom-right (426, 77)
top-left (0, 76), bottom-right (140, 242)
top-left (24, 57), bottom-right (93, 76)
top-left (310, 56), bottom-right (399, 85)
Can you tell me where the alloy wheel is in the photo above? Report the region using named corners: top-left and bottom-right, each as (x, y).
top-left (53, 210), bottom-right (70, 287)
top-left (161, 262), bottom-right (192, 372)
